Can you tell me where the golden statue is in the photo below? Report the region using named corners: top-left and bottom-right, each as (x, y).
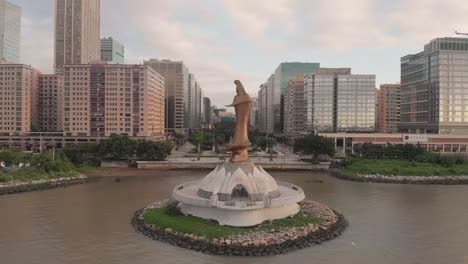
top-left (226, 80), bottom-right (252, 163)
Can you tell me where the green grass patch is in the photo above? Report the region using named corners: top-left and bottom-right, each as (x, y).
top-left (143, 203), bottom-right (321, 239)
top-left (0, 168), bottom-right (79, 183)
top-left (0, 150), bottom-right (84, 183)
top-left (344, 159), bottom-right (468, 176)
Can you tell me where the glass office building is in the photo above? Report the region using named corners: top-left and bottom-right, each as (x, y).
top-left (304, 68), bottom-right (376, 133)
top-left (400, 37), bottom-right (468, 134)
top-left (336, 75), bottom-right (376, 132)
top-left (273, 62), bottom-right (320, 133)
top-left (0, 0), bottom-right (21, 63)
top-left (101, 37), bottom-right (124, 64)
top-left (304, 74), bottom-right (335, 132)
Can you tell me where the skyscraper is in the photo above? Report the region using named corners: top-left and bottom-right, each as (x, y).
top-left (249, 97), bottom-right (258, 129)
top-left (144, 59), bottom-right (189, 134)
top-left (0, 0), bottom-right (21, 63)
top-left (186, 73), bottom-right (198, 130)
top-left (203, 97), bottom-right (211, 125)
top-left (274, 62), bottom-right (320, 132)
top-left (259, 62), bottom-right (320, 133)
top-left (195, 84), bottom-right (203, 129)
top-left (377, 84), bottom-right (401, 133)
top-left (257, 83), bottom-right (269, 133)
top-left (400, 37), bottom-right (468, 134)
top-left (101, 37), bottom-right (124, 64)
top-left (257, 74), bottom-right (275, 133)
top-left (54, 0), bottom-right (101, 72)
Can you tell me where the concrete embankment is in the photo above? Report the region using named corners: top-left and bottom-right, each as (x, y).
top-left (135, 161), bottom-right (330, 170)
top-left (0, 175), bottom-right (98, 196)
top-left (333, 170), bottom-right (468, 185)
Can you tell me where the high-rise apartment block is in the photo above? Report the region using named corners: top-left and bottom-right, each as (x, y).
top-left (257, 84), bottom-right (267, 132)
top-left (143, 59), bottom-right (189, 134)
top-left (203, 97), bottom-right (211, 125)
top-left (54, 0), bottom-right (101, 72)
top-left (400, 37), bottom-right (468, 134)
top-left (62, 64), bottom-right (165, 139)
top-left (37, 75), bottom-right (64, 132)
top-left (0, 64), bottom-right (40, 134)
top-left (0, 0), bottom-right (21, 63)
top-left (195, 85), bottom-right (203, 129)
top-left (377, 84), bottom-right (400, 133)
top-left (284, 80), bottom-right (305, 133)
top-left (249, 97), bottom-right (258, 128)
top-left (257, 75), bottom-right (275, 133)
top-left (101, 37), bottom-right (124, 64)
top-left (185, 73), bottom-right (203, 130)
top-left (186, 73), bottom-right (196, 130)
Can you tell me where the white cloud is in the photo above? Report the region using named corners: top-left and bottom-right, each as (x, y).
top-left (17, 0), bottom-right (468, 106)
top-left (103, 0), bottom-right (259, 106)
top-left (296, 0), bottom-right (468, 51)
top-left (20, 17), bottom-right (54, 73)
top-left (222, 0), bottom-right (298, 50)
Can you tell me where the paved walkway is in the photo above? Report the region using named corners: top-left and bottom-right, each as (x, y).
top-left (168, 142), bottom-right (195, 158)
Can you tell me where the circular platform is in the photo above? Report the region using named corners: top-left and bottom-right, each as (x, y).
top-left (172, 161), bottom-right (306, 226)
top-left (131, 199), bottom-right (348, 256)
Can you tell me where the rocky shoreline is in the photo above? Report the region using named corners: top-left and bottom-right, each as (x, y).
top-left (0, 174), bottom-right (97, 196)
top-left (131, 199), bottom-right (348, 256)
top-left (335, 171), bottom-right (468, 185)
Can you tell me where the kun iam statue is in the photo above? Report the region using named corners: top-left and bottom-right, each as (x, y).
top-left (226, 80), bottom-right (252, 163)
top-left (172, 80), bottom-right (305, 227)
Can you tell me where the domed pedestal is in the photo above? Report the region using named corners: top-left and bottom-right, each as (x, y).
top-left (172, 161), bottom-right (305, 227)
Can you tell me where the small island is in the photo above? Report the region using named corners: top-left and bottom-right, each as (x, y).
top-left (132, 80), bottom-right (348, 256)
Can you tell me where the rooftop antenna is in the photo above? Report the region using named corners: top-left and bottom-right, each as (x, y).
top-left (455, 30), bottom-right (468, 36)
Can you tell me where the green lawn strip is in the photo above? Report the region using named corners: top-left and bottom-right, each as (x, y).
top-left (0, 165), bottom-right (106, 183)
top-left (0, 169), bottom-right (79, 183)
top-left (143, 203), bottom-right (321, 239)
top-left (344, 159), bottom-right (468, 176)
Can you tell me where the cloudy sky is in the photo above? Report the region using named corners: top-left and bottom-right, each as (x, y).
top-left (12, 0), bottom-right (468, 107)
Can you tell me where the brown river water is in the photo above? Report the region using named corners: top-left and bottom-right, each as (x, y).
top-left (1, 169), bottom-right (468, 264)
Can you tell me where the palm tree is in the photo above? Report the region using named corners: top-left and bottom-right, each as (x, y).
top-left (193, 132), bottom-right (205, 161)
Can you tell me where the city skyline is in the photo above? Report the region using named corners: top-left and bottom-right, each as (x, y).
top-left (9, 0), bottom-right (468, 107)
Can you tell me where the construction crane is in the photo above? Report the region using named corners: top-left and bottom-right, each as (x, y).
top-left (455, 30), bottom-right (468, 36)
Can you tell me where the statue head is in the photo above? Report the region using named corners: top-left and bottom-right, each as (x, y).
top-left (234, 80), bottom-right (248, 96)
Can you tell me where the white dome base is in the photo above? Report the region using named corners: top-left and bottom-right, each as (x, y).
top-left (197, 161), bottom-right (280, 201)
top-left (172, 161), bottom-right (305, 227)
top-left (178, 202), bottom-right (300, 227)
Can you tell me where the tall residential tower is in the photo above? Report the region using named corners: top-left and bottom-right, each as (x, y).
top-left (377, 84), bottom-right (401, 133)
top-left (62, 64), bottom-right (165, 139)
top-left (144, 59), bottom-right (189, 134)
top-left (54, 0), bottom-right (101, 72)
top-left (0, 64), bottom-right (41, 134)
